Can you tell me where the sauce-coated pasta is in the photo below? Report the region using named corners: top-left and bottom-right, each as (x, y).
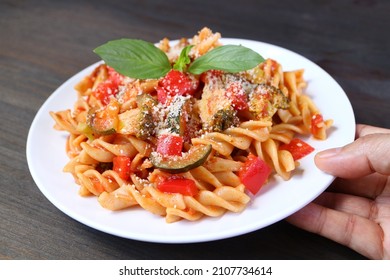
top-left (50, 27), bottom-right (332, 222)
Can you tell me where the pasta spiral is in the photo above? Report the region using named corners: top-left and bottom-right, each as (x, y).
top-left (50, 27), bottom-right (332, 223)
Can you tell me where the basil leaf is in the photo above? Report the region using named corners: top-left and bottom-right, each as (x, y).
top-left (93, 39), bottom-right (171, 79)
top-left (173, 45), bottom-right (193, 72)
top-left (188, 45), bottom-right (265, 75)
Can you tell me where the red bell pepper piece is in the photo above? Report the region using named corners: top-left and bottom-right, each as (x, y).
top-left (157, 177), bottom-right (198, 196)
top-left (238, 154), bottom-right (272, 195)
top-left (279, 138), bottom-right (314, 161)
top-left (112, 156), bottom-right (132, 181)
top-left (156, 134), bottom-right (184, 156)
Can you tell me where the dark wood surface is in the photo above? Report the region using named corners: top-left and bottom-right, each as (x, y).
top-left (1, 0), bottom-right (389, 260)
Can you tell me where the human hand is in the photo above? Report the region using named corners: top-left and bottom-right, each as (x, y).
top-left (286, 124), bottom-right (390, 259)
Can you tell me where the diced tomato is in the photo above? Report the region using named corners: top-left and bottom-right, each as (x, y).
top-left (92, 67), bottom-right (124, 105)
top-left (238, 154), bottom-right (272, 195)
top-left (157, 177), bottom-right (198, 196)
top-left (112, 156), bottom-right (132, 181)
top-left (157, 70), bottom-right (199, 104)
top-left (311, 113), bottom-right (324, 136)
top-left (92, 80), bottom-right (119, 105)
top-left (225, 81), bottom-right (249, 111)
top-left (279, 138), bottom-right (315, 161)
top-left (156, 134), bottom-right (184, 156)
top-left (107, 66), bottom-right (124, 86)
top-left (156, 86), bottom-right (168, 104)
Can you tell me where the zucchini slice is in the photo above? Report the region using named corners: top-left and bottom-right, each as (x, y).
top-left (209, 108), bottom-right (238, 132)
top-left (136, 93), bottom-right (158, 139)
top-left (150, 144), bottom-right (212, 174)
top-left (165, 96), bottom-right (191, 135)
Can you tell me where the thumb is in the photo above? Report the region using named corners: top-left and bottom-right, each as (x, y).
top-left (315, 133), bottom-right (390, 178)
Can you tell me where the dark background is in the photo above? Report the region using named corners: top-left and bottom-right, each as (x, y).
top-left (1, 0), bottom-right (389, 259)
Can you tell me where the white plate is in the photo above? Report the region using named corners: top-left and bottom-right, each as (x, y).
top-left (26, 38), bottom-right (355, 243)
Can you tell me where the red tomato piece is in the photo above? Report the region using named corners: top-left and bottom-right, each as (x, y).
top-left (156, 134), bottom-right (184, 156)
top-left (107, 66), bottom-right (124, 86)
top-left (156, 86), bottom-right (168, 104)
top-left (279, 138), bottom-right (315, 161)
top-left (238, 154), bottom-right (271, 195)
top-left (225, 81), bottom-right (249, 111)
top-left (157, 177), bottom-right (198, 196)
top-left (311, 113), bottom-right (324, 136)
top-left (112, 156), bottom-right (132, 181)
top-left (158, 70), bottom-right (199, 103)
top-left (92, 80), bottom-right (119, 105)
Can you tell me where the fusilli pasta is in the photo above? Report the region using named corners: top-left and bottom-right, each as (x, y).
top-left (50, 27), bottom-right (332, 223)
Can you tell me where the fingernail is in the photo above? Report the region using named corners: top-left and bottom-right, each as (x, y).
top-left (316, 147), bottom-right (343, 159)
top-left (315, 147), bottom-right (344, 174)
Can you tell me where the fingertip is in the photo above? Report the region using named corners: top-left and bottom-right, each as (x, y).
top-left (314, 133), bottom-right (390, 178)
top-left (314, 148), bottom-right (342, 175)
top-left (315, 147), bottom-right (342, 160)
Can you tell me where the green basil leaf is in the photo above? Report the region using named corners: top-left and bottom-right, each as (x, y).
top-left (173, 45), bottom-right (193, 72)
top-left (188, 45), bottom-right (265, 75)
top-left (93, 39), bottom-right (171, 79)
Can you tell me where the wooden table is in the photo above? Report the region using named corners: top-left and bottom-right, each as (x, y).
top-left (1, 0), bottom-right (389, 259)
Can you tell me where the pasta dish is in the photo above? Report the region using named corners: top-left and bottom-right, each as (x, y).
top-left (50, 27), bottom-right (332, 223)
